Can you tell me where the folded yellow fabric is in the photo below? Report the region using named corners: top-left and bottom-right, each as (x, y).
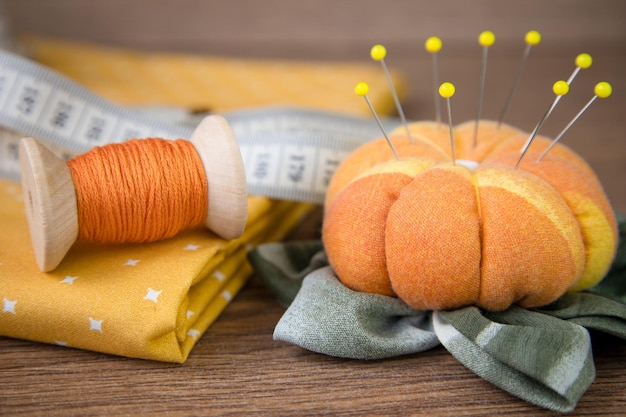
top-left (21, 36), bottom-right (405, 116)
top-left (1, 181), bottom-right (312, 362)
top-left (0, 36), bottom-right (404, 361)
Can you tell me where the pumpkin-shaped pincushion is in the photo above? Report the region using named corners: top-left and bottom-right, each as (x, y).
top-left (322, 120), bottom-right (618, 311)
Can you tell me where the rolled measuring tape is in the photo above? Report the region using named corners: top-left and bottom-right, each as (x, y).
top-left (0, 50), bottom-right (398, 204)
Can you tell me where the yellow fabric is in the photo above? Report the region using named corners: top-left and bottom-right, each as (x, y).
top-left (1, 183), bottom-right (311, 361)
top-left (21, 36), bottom-right (406, 116)
top-left (0, 37), bottom-right (406, 361)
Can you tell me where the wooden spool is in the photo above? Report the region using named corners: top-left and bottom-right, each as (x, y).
top-left (19, 115), bottom-right (248, 272)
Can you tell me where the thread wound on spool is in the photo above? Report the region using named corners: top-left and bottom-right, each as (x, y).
top-left (67, 138), bottom-right (208, 243)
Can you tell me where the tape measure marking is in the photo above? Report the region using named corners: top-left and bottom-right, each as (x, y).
top-left (0, 50), bottom-right (399, 204)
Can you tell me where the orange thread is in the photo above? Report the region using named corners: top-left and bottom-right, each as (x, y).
top-left (67, 138), bottom-right (208, 243)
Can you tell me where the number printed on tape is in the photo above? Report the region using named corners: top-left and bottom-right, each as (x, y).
top-left (7, 75), bottom-right (53, 123)
top-left (246, 144), bottom-right (281, 186)
top-left (42, 92), bottom-right (87, 137)
top-left (280, 145), bottom-right (316, 191)
top-left (77, 108), bottom-right (118, 144)
top-left (315, 148), bottom-right (349, 194)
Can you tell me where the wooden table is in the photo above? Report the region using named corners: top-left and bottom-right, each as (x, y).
top-left (1, 1), bottom-right (625, 415)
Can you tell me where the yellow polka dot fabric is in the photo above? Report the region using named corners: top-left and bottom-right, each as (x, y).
top-left (0, 37), bottom-right (406, 362)
top-left (1, 184), bottom-right (311, 362)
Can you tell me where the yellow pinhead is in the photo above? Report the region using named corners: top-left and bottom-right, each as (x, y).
top-left (370, 45), bottom-right (387, 61)
top-left (553, 80), bottom-right (569, 96)
top-left (575, 53), bottom-right (592, 69)
top-left (425, 36), bottom-right (442, 53)
top-left (594, 81), bottom-right (612, 98)
top-left (525, 30), bottom-right (541, 46)
top-left (478, 31), bottom-right (495, 47)
top-left (355, 82), bottom-right (369, 96)
top-left (439, 82), bottom-right (455, 98)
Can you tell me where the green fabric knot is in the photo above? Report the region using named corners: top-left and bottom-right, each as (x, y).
top-left (247, 214), bottom-right (626, 412)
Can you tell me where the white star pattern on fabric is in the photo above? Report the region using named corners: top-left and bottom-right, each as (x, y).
top-left (187, 329), bottom-right (200, 340)
top-left (124, 259), bottom-right (141, 266)
top-left (222, 290), bottom-right (233, 302)
top-left (89, 317), bottom-right (103, 332)
top-left (3, 298), bottom-right (16, 314)
top-left (212, 270), bottom-right (226, 282)
top-left (186, 310), bottom-right (195, 319)
top-left (55, 341), bottom-right (68, 347)
top-left (60, 276), bottom-right (79, 284)
top-left (184, 244), bottom-right (200, 251)
top-left (144, 288), bottom-right (162, 303)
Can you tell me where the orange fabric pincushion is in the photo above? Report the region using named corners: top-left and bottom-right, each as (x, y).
top-left (322, 121), bottom-right (618, 311)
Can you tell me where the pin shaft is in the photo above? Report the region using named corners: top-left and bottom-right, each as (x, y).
top-left (473, 46), bottom-right (489, 147)
top-left (380, 59), bottom-right (413, 143)
top-left (363, 94), bottom-right (400, 160)
top-left (432, 53), bottom-right (441, 125)
top-left (445, 97), bottom-right (456, 164)
top-left (537, 95), bottom-right (598, 162)
top-left (567, 66), bottom-right (581, 84)
top-left (498, 43), bottom-right (532, 128)
top-left (515, 101), bottom-right (552, 168)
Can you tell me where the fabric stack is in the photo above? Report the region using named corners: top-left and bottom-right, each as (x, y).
top-left (0, 36), bottom-right (402, 362)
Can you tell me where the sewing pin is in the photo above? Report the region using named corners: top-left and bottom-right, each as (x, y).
top-left (567, 53), bottom-right (593, 85)
top-left (355, 81), bottom-right (400, 160)
top-left (473, 30), bottom-right (496, 147)
top-left (439, 81), bottom-right (457, 164)
top-left (534, 53), bottom-right (593, 134)
top-left (537, 81), bottom-right (612, 162)
top-left (370, 44), bottom-right (413, 143)
top-left (497, 30), bottom-right (542, 128)
top-left (425, 36), bottom-right (443, 126)
top-left (515, 80), bottom-right (569, 167)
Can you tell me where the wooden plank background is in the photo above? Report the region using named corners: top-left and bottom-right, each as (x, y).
top-left (1, 1), bottom-right (625, 415)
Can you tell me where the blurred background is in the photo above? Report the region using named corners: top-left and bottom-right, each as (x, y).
top-left (2, 0), bottom-right (624, 117)
top-left (1, 0), bottom-right (625, 208)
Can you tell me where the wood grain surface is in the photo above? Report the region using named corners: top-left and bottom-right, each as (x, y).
top-left (1, 1), bottom-right (625, 415)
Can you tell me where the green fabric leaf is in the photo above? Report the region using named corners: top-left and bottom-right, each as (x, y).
top-left (273, 267), bottom-right (439, 360)
top-left (247, 213), bottom-right (626, 412)
top-left (435, 308), bottom-right (594, 412)
top-left (248, 241), bottom-right (325, 307)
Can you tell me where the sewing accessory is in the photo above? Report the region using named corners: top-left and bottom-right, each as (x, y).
top-left (438, 81), bottom-right (457, 163)
top-left (473, 30), bottom-right (496, 146)
top-left (497, 30), bottom-right (541, 127)
top-left (251, 30), bottom-right (622, 414)
top-left (516, 80), bottom-right (569, 167)
top-left (19, 115), bottom-right (248, 272)
top-left (538, 81), bottom-right (613, 162)
top-left (533, 53), bottom-right (593, 136)
top-left (513, 53), bottom-right (593, 169)
top-left (370, 44), bottom-right (412, 143)
top-left (355, 81), bottom-right (400, 160)
top-left (424, 36), bottom-right (443, 125)
top-left (322, 31), bottom-right (618, 312)
top-left (568, 53), bottom-right (593, 83)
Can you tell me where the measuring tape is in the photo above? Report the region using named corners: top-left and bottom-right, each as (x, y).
top-left (0, 50), bottom-right (399, 204)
